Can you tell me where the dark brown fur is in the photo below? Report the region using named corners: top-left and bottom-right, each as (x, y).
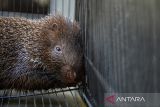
top-left (0, 15), bottom-right (84, 90)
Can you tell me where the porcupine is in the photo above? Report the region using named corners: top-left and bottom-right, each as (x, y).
top-left (0, 15), bottom-right (84, 90)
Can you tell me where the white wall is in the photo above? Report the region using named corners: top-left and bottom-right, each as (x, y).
top-left (50, 0), bottom-right (75, 20)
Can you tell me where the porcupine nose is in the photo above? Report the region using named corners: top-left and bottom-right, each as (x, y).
top-left (61, 65), bottom-right (77, 83)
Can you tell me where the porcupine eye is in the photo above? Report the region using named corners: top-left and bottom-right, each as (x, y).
top-left (54, 45), bottom-right (62, 55)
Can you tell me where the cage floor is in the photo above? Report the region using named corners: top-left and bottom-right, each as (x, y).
top-left (0, 87), bottom-right (87, 107)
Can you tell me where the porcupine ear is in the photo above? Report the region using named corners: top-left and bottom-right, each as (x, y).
top-left (48, 23), bottom-right (58, 31)
top-left (45, 23), bottom-right (59, 41)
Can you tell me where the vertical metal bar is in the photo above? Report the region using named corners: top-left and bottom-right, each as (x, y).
top-left (13, 0), bottom-right (15, 17)
top-left (31, 0), bottom-right (34, 19)
top-left (40, 90), bottom-right (45, 107)
top-left (33, 91), bottom-right (37, 107)
top-left (68, 0), bottom-right (71, 18)
top-left (50, 0), bottom-right (55, 15)
top-left (60, 88), bottom-right (69, 107)
top-left (48, 0), bottom-right (50, 14)
top-left (47, 90), bottom-right (53, 107)
top-left (26, 0), bottom-right (29, 18)
top-left (19, 0), bottom-right (22, 16)
top-left (68, 87), bottom-right (80, 107)
top-left (0, 0), bottom-right (2, 15)
top-left (52, 89), bottom-right (61, 107)
top-left (24, 91), bottom-right (28, 107)
top-left (37, 0), bottom-right (40, 18)
top-left (6, 89), bottom-right (12, 107)
top-left (7, 0), bottom-right (9, 16)
top-left (55, 0), bottom-right (57, 13)
top-left (42, 0), bottom-right (45, 15)
top-left (62, 0), bottom-right (64, 15)
top-left (0, 90), bottom-right (7, 107)
top-left (1, 0), bottom-right (3, 16)
top-left (75, 89), bottom-right (82, 106)
top-left (18, 91), bottom-right (21, 107)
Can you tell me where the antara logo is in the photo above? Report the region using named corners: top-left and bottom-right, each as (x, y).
top-left (116, 97), bottom-right (145, 102)
top-left (105, 95), bottom-right (145, 104)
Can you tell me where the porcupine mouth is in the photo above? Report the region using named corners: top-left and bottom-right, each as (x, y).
top-left (60, 66), bottom-right (76, 83)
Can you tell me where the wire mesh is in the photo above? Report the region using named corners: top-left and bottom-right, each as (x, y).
top-left (76, 0), bottom-right (160, 107)
top-left (0, 87), bottom-right (87, 107)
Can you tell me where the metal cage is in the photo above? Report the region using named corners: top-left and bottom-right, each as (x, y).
top-left (1, 0), bottom-right (160, 107)
top-left (0, 86), bottom-right (87, 107)
top-left (0, 0), bottom-right (89, 107)
top-left (76, 0), bottom-right (160, 107)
